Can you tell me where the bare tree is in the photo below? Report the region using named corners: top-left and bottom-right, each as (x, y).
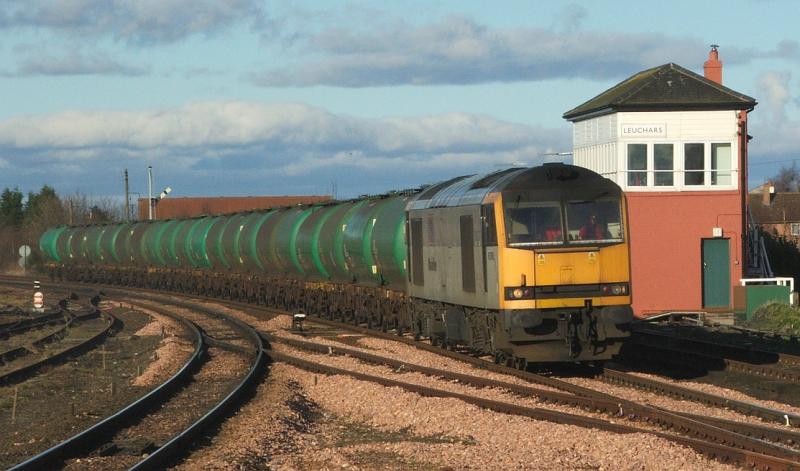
top-left (772, 162), bottom-right (800, 192)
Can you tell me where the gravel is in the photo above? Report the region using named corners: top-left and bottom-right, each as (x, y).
top-left (151, 302), bottom-right (758, 469)
top-left (628, 371), bottom-right (800, 416)
top-left (285, 365), bottom-right (737, 470)
top-left (562, 375), bottom-right (799, 430)
top-left (127, 307), bottom-right (195, 388)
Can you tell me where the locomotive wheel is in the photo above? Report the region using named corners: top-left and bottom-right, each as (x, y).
top-left (493, 351), bottom-right (504, 364)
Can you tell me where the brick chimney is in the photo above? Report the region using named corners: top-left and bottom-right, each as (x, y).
top-left (704, 45), bottom-right (722, 84)
top-left (762, 181), bottom-right (775, 206)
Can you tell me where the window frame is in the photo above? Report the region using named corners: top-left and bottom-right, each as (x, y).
top-left (623, 140), bottom-right (737, 191)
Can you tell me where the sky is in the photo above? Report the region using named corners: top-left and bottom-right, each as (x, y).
top-left (0, 0), bottom-right (799, 200)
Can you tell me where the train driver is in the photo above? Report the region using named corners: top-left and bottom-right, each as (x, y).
top-left (579, 212), bottom-right (608, 240)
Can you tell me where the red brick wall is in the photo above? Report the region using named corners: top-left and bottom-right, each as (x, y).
top-left (137, 195), bottom-right (332, 219)
top-left (626, 191), bottom-right (743, 317)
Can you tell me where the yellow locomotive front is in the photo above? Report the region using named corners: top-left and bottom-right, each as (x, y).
top-left (490, 164), bottom-right (632, 363)
top-left (406, 163), bottom-right (632, 366)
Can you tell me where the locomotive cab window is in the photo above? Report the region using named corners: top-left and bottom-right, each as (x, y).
top-left (503, 192), bottom-right (563, 246)
top-left (566, 198), bottom-right (623, 244)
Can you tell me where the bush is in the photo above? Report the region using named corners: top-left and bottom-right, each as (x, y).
top-left (747, 303), bottom-right (800, 335)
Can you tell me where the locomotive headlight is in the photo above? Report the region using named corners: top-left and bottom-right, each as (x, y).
top-left (504, 287), bottom-right (534, 300)
top-left (601, 283), bottom-right (629, 296)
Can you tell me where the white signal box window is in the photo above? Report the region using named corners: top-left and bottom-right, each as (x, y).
top-left (712, 143), bottom-right (732, 185)
top-left (654, 144), bottom-right (674, 186)
top-left (684, 143), bottom-right (705, 186)
top-left (627, 144), bottom-right (647, 186)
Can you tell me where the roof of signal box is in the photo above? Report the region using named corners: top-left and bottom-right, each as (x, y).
top-left (563, 63), bottom-right (756, 121)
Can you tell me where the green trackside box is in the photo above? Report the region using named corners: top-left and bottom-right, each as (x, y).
top-left (734, 284), bottom-right (791, 320)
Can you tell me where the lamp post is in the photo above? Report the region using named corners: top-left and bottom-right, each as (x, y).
top-left (154, 186), bottom-right (172, 220)
top-left (148, 166), bottom-right (153, 220)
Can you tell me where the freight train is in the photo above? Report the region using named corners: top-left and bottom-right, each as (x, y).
top-left (39, 163), bottom-right (633, 366)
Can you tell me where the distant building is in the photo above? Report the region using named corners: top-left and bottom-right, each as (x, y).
top-left (564, 47), bottom-right (757, 316)
top-left (137, 195), bottom-right (332, 220)
top-left (749, 183), bottom-right (800, 241)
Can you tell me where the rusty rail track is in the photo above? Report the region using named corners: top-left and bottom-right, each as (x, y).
top-left (0, 307), bottom-right (66, 339)
top-left (7, 276), bottom-right (798, 469)
top-left (0, 307), bottom-right (115, 386)
top-left (631, 323), bottom-right (800, 370)
top-left (6, 289), bottom-right (267, 471)
top-left (8, 301), bottom-right (205, 471)
top-left (270, 348), bottom-right (800, 470)
top-left (266, 332), bottom-right (800, 455)
top-left (125, 295), bottom-right (268, 471)
top-left (601, 367), bottom-right (800, 428)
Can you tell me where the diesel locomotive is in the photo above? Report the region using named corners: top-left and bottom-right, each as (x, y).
top-left (39, 163), bottom-right (633, 366)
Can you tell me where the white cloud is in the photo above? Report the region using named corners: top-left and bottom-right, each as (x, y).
top-left (749, 71), bottom-right (800, 158)
top-left (0, 101), bottom-right (569, 196)
top-left (757, 71), bottom-right (792, 122)
top-left (251, 16), bottom-right (712, 87)
top-left (8, 47), bottom-right (148, 76)
top-left (0, 102), bottom-right (554, 153)
top-left (0, 0), bottom-right (265, 45)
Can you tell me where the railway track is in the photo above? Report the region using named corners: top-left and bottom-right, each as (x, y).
top-left (170, 290), bottom-right (800, 468)
top-left (600, 366), bottom-right (800, 428)
top-left (5, 276), bottom-right (800, 469)
top-left (0, 280), bottom-right (267, 470)
top-left (0, 301), bottom-right (116, 386)
top-left (631, 322), bottom-right (800, 372)
top-left (262, 325), bottom-right (800, 470)
top-left (0, 305), bottom-right (66, 340)
top-left (8, 300), bottom-right (204, 470)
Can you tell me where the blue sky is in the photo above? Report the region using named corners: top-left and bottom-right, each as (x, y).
top-left (0, 0), bottom-right (798, 199)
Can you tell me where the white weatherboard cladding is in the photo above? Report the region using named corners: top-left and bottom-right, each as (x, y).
top-left (618, 110), bottom-right (736, 140)
top-left (573, 114), bottom-right (617, 148)
top-left (573, 142), bottom-right (618, 179)
top-left (571, 110), bottom-right (739, 191)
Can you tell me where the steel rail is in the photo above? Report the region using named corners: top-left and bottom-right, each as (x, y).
top-left (624, 340), bottom-right (800, 382)
top-left (0, 308), bottom-right (67, 339)
top-left (8, 302), bottom-right (205, 471)
top-left (0, 304), bottom-right (102, 365)
top-left (270, 349), bottom-right (800, 471)
top-left (0, 309), bottom-right (116, 386)
top-left (0, 315), bottom-right (74, 365)
top-left (8, 276), bottom-right (798, 467)
top-left (127, 296), bottom-right (267, 471)
top-left (265, 332), bottom-right (800, 459)
top-left (108, 291), bottom-right (800, 441)
top-left (602, 367), bottom-right (800, 428)
top-left (217, 298), bottom-right (800, 436)
top-left (632, 324), bottom-right (800, 369)
top-left (2, 279), bottom-right (268, 470)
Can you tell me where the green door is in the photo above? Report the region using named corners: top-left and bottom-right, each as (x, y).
top-left (702, 239), bottom-right (730, 308)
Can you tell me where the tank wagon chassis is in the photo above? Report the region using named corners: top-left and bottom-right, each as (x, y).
top-left (42, 164), bottom-right (633, 366)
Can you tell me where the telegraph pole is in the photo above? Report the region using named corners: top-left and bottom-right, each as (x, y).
top-left (124, 169), bottom-right (130, 221)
